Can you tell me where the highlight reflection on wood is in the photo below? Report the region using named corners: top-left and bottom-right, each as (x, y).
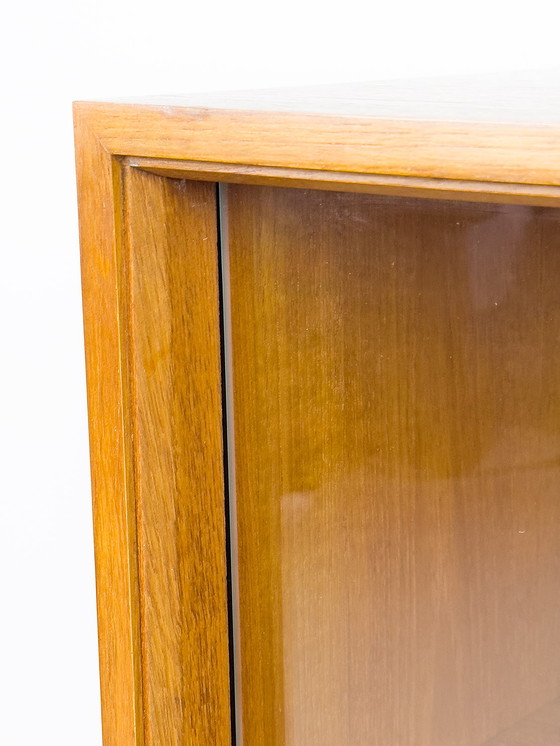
top-left (224, 185), bottom-right (560, 745)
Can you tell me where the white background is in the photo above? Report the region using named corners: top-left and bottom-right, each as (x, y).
top-left (1, 1), bottom-right (559, 743)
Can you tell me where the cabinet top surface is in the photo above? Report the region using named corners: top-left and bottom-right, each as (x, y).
top-left (102, 71), bottom-right (560, 125)
top-left (73, 71), bottom-right (560, 191)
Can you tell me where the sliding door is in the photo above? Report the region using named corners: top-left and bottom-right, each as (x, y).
top-left (221, 185), bottom-right (560, 745)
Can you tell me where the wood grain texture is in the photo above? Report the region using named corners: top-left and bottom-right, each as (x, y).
top-left (123, 169), bottom-right (231, 746)
top-left (223, 184), bottom-right (560, 745)
top-left (74, 76), bottom-right (560, 745)
top-left (128, 157), bottom-right (560, 208)
top-left (74, 109), bottom-right (144, 746)
top-left (75, 104), bottom-right (232, 745)
top-left (73, 71), bottom-right (560, 189)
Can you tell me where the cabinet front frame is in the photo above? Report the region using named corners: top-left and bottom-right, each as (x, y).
top-left (74, 102), bottom-right (560, 746)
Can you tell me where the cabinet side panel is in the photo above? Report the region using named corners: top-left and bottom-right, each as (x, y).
top-left (74, 118), bottom-right (144, 745)
top-left (123, 170), bottom-right (231, 745)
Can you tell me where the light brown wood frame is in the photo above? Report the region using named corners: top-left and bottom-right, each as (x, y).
top-left (73, 82), bottom-right (560, 746)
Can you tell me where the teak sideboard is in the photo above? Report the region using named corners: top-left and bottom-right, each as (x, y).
top-left (74, 74), bottom-right (560, 746)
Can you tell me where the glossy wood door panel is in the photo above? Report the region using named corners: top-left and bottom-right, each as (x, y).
top-left (122, 170), bottom-right (231, 745)
top-left (223, 185), bottom-right (560, 745)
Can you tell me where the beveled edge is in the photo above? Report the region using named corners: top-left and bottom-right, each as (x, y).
top-left (73, 100), bottom-right (560, 190)
top-left (125, 156), bottom-right (560, 208)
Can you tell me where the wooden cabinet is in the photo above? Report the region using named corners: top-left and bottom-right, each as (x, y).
top-left (74, 75), bottom-right (560, 745)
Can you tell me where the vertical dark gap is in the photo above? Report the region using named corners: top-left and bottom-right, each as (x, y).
top-left (215, 181), bottom-right (239, 746)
